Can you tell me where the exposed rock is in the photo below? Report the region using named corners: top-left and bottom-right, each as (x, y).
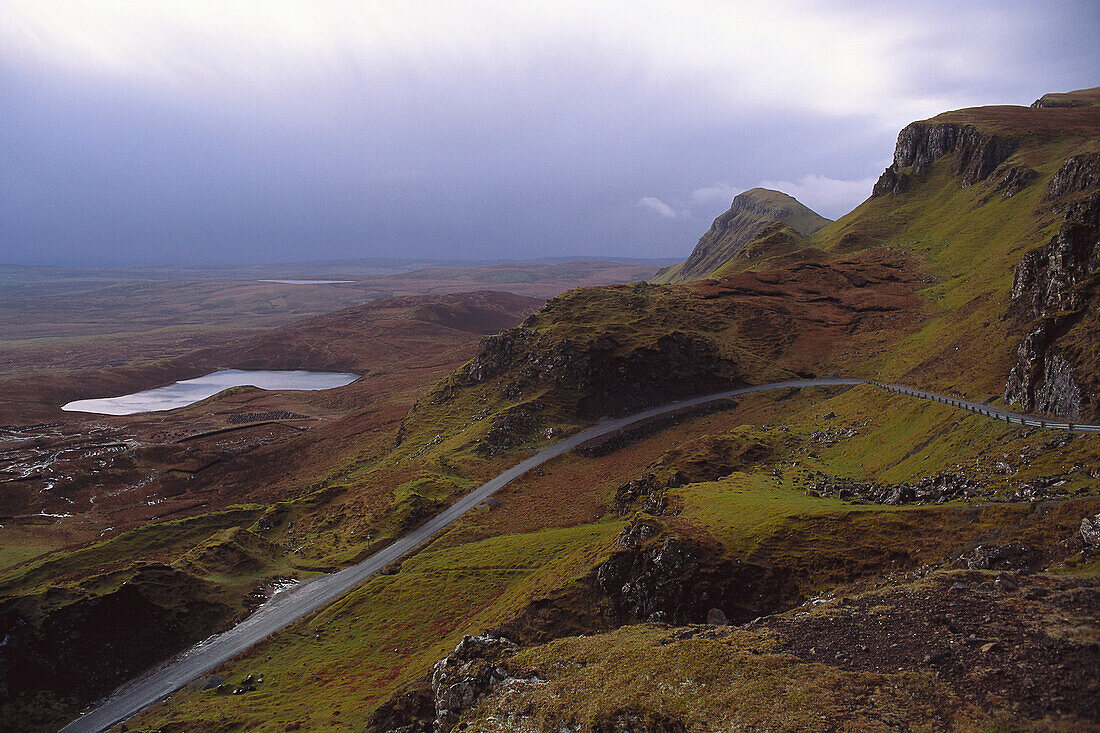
top-left (452, 326), bottom-right (746, 419)
top-left (462, 328), bottom-right (535, 384)
top-left (662, 188), bottom-right (830, 282)
top-left (871, 167), bottom-right (909, 196)
top-left (0, 564), bottom-right (233, 730)
top-left (1010, 194), bottom-right (1100, 318)
top-left (872, 121), bottom-right (1018, 196)
top-left (365, 634), bottom-right (518, 733)
top-left (1046, 153), bottom-right (1100, 199)
top-left (617, 517), bottom-right (660, 549)
top-left (611, 472), bottom-right (684, 516)
top-left (992, 165), bottom-right (1038, 198)
top-left (476, 405), bottom-right (543, 456)
top-left (1004, 193), bottom-right (1099, 418)
top-left (1080, 513), bottom-right (1100, 550)
top-left (595, 537), bottom-right (797, 625)
top-left (810, 471), bottom-right (987, 506)
top-left (965, 542), bottom-right (1042, 572)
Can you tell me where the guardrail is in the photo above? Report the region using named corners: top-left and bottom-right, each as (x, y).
top-left (865, 381), bottom-right (1100, 433)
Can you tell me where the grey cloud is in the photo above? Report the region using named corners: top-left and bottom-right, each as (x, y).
top-left (1, 1), bottom-right (1097, 266)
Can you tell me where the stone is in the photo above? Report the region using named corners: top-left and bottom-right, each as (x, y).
top-left (1003, 193), bottom-right (1099, 418)
top-left (1080, 513), bottom-right (1100, 549)
top-left (428, 634), bottom-right (517, 731)
top-left (706, 607), bottom-right (729, 626)
top-left (965, 542), bottom-right (1039, 571)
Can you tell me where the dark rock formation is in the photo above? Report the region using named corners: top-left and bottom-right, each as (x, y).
top-left (450, 327), bottom-right (746, 419)
top-left (964, 542), bottom-right (1043, 572)
top-left (810, 471), bottom-right (987, 506)
top-left (1004, 193), bottom-right (1100, 418)
top-left (656, 188), bottom-right (830, 283)
top-left (595, 536), bottom-right (798, 625)
top-left (872, 121), bottom-right (1018, 196)
top-left (0, 564), bottom-right (233, 731)
top-left (476, 404), bottom-right (543, 456)
top-left (991, 165), bottom-right (1038, 198)
top-left (1081, 514), bottom-right (1100, 551)
top-left (612, 473), bottom-right (673, 516)
top-left (1047, 153), bottom-right (1100, 199)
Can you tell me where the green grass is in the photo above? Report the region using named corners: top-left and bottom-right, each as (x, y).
top-left (133, 521), bottom-right (623, 732)
top-left (468, 623), bottom-right (976, 732)
top-left (0, 506), bottom-right (264, 597)
top-left (0, 537), bottom-right (59, 574)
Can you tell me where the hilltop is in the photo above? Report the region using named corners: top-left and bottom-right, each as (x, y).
top-left (652, 188), bottom-right (831, 284)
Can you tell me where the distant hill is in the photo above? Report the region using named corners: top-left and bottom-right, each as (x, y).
top-left (652, 188), bottom-right (831, 284)
top-left (1031, 85), bottom-right (1100, 108)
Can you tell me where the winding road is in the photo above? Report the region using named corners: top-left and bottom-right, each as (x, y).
top-left (60, 378), bottom-right (1100, 732)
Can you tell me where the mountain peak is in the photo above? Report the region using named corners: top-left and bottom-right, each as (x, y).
top-left (653, 188), bottom-right (830, 284)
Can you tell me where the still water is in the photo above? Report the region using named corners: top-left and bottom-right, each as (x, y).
top-left (62, 369), bottom-right (359, 415)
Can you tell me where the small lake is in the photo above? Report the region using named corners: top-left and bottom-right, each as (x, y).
top-left (259, 279), bottom-right (355, 285)
top-left (62, 369), bottom-right (360, 416)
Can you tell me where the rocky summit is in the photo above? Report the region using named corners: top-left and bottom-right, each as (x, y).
top-left (652, 188), bottom-right (831, 284)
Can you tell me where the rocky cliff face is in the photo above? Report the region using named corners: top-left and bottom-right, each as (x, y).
top-left (1046, 153), bottom-right (1100, 199)
top-left (595, 526), bottom-right (798, 625)
top-left (1004, 191), bottom-right (1100, 419)
top-left (446, 326), bottom-right (746, 419)
top-left (0, 564), bottom-right (233, 730)
top-left (872, 121), bottom-right (1018, 196)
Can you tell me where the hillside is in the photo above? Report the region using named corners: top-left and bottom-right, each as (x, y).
top-left (14, 89), bottom-right (1099, 732)
top-left (0, 291), bottom-right (543, 731)
top-left (652, 188), bottom-right (831, 284)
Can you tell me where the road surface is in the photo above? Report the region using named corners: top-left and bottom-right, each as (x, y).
top-left (60, 377), bottom-right (1099, 732)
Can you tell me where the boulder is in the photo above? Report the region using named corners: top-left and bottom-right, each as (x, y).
top-left (1080, 513), bottom-right (1100, 550)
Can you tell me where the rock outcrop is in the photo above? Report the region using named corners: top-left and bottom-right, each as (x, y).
top-left (0, 564), bottom-right (233, 729)
top-left (1046, 153), bottom-right (1100, 200)
top-left (364, 634), bottom-right (518, 733)
top-left (448, 326), bottom-right (745, 419)
top-left (1004, 192), bottom-right (1100, 418)
top-left (595, 531), bottom-right (798, 625)
top-left (872, 121), bottom-right (1018, 195)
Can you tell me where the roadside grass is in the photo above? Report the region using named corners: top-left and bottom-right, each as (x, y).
top-left (131, 521), bottom-right (623, 732)
top-left (121, 383), bottom-right (1100, 730)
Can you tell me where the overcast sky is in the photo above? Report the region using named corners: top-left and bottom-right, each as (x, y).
top-left (1, 1), bottom-right (1097, 267)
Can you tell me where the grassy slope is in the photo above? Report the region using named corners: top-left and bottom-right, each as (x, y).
top-left (130, 384), bottom-right (1100, 731)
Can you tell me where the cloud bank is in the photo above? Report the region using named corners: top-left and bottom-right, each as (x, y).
top-left (1, 1), bottom-right (1097, 265)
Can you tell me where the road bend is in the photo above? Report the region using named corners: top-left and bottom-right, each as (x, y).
top-left (60, 377), bottom-right (1099, 732)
